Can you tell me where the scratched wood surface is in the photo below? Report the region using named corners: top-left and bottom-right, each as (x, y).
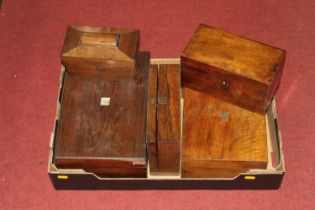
top-left (182, 88), bottom-right (268, 178)
top-left (54, 52), bottom-right (149, 178)
top-left (181, 24), bottom-right (285, 114)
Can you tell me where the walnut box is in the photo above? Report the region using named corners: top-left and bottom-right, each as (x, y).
top-left (181, 24), bottom-right (286, 114)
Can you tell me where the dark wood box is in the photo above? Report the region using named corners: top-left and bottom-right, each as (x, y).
top-left (53, 52), bottom-right (149, 178)
top-left (49, 59), bottom-right (285, 189)
top-left (181, 24), bottom-right (286, 114)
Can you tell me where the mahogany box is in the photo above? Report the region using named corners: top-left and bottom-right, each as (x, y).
top-left (181, 24), bottom-right (286, 114)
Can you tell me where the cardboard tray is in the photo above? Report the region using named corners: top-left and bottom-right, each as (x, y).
top-left (48, 58), bottom-right (285, 189)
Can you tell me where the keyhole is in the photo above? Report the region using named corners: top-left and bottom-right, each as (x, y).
top-left (96, 65), bottom-right (105, 70)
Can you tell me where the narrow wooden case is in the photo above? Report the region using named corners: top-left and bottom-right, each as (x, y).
top-left (61, 25), bottom-right (140, 80)
top-left (49, 59), bottom-right (285, 189)
top-left (147, 64), bottom-right (181, 176)
top-left (181, 24), bottom-right (286, 114)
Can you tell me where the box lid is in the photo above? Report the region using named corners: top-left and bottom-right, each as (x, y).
top-left (182, 24), bottom-right (285, 85)
top-left (181, 24), bottom-right (286, 114)
top-left (61, 25), bottom-right (140, 73)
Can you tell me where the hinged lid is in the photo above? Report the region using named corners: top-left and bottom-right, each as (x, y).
top-left (61, 25), bottom-right (140, 80)
top-left (181, 24), bottom-right (286, 114)
top-left (62, 25), bottom-right (139, 62)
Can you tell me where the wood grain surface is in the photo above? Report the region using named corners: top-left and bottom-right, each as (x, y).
top-left (181, 63), bottom-right (269, 114)
top-left (54, 52), bottom-right (149, 178)
top-left (146, 65), bottom-right (158, 175)
top-left (146, 65), bottom-right (158, 145)
top-left (146, 64), bottom-right (181, 176)
top-left (157, 64), bottom-right (180, 175)
top-left (157, 64), bottom-right (181, 144)
top-left (182, 88), bottom-right (268, 178)
top-left (181, 24), bottom-right (285, 114)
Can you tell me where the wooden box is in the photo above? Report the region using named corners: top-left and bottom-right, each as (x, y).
top-left (181, 24), bottom-right (286, 114)
top-left (182, 88), bottom-right (268, 178)
top-left (147, 63), bottom-right (181, 176)
top-left (53, 50), bottom-right (150, 178)
top-left (61, 25), bottom-right (140, 80)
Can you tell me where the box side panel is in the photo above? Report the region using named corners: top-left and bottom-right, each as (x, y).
top-left (62, 57), bottom-right (135, 80)
top-left (266, 100), bottom-right (285, 172)
top-left (49, 173), bottom-right (283, 190)
top-left (181, 57), bottom-right (269, 114)
top-left (147, 143), bottom-right (159, 175)
top-left (157, 142), bottom-right (180, 176)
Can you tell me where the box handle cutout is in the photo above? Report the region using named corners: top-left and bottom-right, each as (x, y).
top-left (96, 65), bottom-right (105, 71)
top-left (57, 175), bottom-right (69, 180)
top-left (244, 175), bottom-right (256, 180)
